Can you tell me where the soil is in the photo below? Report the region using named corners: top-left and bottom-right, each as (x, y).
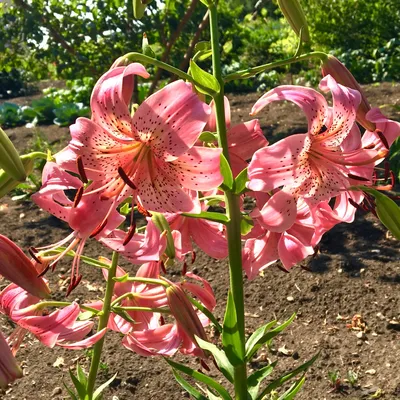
top-left (1, 82), bottom-right (399, 400)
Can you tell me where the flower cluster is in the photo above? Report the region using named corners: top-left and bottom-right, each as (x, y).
top-left (0, 59), bottom-right (398, 388)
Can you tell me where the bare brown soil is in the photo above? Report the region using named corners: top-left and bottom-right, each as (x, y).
top-left (1, 82), bottom-right (399, 400)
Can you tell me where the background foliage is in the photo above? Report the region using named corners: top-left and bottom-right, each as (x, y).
top-left (1, 0), bottom-right (399, 95)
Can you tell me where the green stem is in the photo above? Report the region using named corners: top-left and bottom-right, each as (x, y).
top-left (124, 52), bottom-right (210, 93)
top-left (114, 276), bottom-right (170, 287)
top-left (209, 3), bottom-right (247, 399)
top-left (113, 306), bottom-right (171, 314)
top-left (35, 301), bottom-right (99, 314)
top-left (86, 251), bottom-right (119, 398)
top-left (224, 51), bottom-right (328, 82)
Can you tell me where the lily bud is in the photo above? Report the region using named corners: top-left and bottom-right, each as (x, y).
top-left (321, 55), bottom-right (376, 131)
top-left (142, 33), bottom-right (156, 58)
top-left (0, 331), bottom-right (23, 388)
top-left (0, 127), bottom-right (26, 182)
top-left (0, 234), bottom-right (50, 299)
top-left (277, 0), bottom-right (310, 42)
top-left (166, 283), bottom-right (207, 356)
top-left (151, 212), bottom-right (176, 261)
top-left (0, 156), bottom-right (34, 199)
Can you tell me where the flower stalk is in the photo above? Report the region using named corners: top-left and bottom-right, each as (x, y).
top-left (86, 251), bottom-right (119, 398)
top-left (209, 3), bottom-right (247, 398)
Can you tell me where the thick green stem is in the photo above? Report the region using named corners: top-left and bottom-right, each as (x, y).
top-left (209, 3), bottom-right (247, 399)
top-left (86, 251), bottom-right (119, 398)
top-left (224, 51), bottom-right (328, 82)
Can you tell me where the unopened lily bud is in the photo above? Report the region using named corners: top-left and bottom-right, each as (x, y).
top-left (142, 33), bottom-right (156, 58)
top-left (277, 0), bottom-right (310, 42)
top-left (0, 156), bottom-right (34, 199)
top-left (0, 127), bottom-right (26, 182)
top-left (0, 331), bottom-right (22, 388)
top-left (0, 234), bottom-right (50, 299)
top-left (166, 283), bottom-right (207, 356)
top-left (321, 55), bottom-right (376, 131)
top-left (151, 212), bottom-right (176, 261)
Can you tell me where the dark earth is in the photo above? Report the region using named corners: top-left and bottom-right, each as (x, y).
top-left (1, 82), bottom-right (399, 399)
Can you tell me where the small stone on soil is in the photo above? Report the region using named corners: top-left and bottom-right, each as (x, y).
top-left (365, 369), bottom-right (376, 375)
top-left (51, 387), bottom-right (62, 396)
top-left (287, 296), bottom-right (294, 302)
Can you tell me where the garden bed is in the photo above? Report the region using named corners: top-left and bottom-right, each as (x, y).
top-left (1, 83), bottom-right (399, 399)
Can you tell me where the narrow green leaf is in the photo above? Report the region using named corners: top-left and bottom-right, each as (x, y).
top-left (245, 320), bottom-right (277, 360)
top-left (189, 60), bottom-right (220, 96)
top-left (172, 370), bottom-right (208, 400)
top-left (195, 336), bottom-right (234, 383)
top-left (206, 388), bottom-right (223, 400)
top-left (246, 314), bottom-right (295, 361)
top-left (256, 353), bottom-right (319, 400)
top-left (222, 291), bottom-right (244, 366)
top-left (63, 382), bottom-right (78, 400)
top-left (240, 215), bottom-right (254, 236)
top-left (182, 211), bottom-right (229, 224)
top-left (165, 359), bottom-right (232, 400)
top-left (234, 168), bottom-right (248, 194)
top-left (199, 131), bottom-right (218, 143)
top-left (93, 373), bottom-right (117, 400)
top-left (277, 375), bottom-right (306, 400)
top-left (247, 362), bottom-right (277, 400)
top-left (69, 369), bottom-right (87, 399)
top-left (76, 363), bottom-right (87, 387)
top-left (360, 187), bottom-right (400, 239)
top-left (219, 153), bottom-right (234, 190)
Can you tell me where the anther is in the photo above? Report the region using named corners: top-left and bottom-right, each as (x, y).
top-left (123, 222), bottom-right (137, 246)
top-left (73, 186), bottom-right (84, 208)
top-left (191, 251), bottom-right (196, 264)
top-left (37, 265), bottom-right (50, 278)
top-left (118, 167), bottom-right (137, 190)
top-left (28, 247), bottom-right (42, 264)
top-left (76, 156), bottom-right (88, 183)
top-left (89, 218), bottom-right (108, 238)
top-left (347, 173), bottom-right (370, 182)
top-left (181, 261), bottom-right (187, 276)
top-left (376, 130), bottom-right (389, 149)
top-left (160, 260), bottom-right (166, 274)
top-left (137, 203), bottom-right (152, 217)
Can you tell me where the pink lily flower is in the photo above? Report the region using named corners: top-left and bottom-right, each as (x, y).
top-left (100, 219), bottom-right (166, 265)
top-left (0, 235), bottom-right (50, 299)
top-left (247, 75), bottom-right (387, 231)
top-left (0, 331), bottom-right (22, 388)
top-left (32, 162), bottom-right (124, 294)
top-left (119, 268), bottom-right (216, 358)
top-left (56, 63), bottom-right (223, 214)
top-left (205, 97), bottom-right (268, 176)
top-left (243, 193), bottom-right (342, 280)
top-left (104, 262), bottom-right (168, 333)
top-left (17, 302), bottom-right (100, 349)
top-left (167, 212), bottom-right (228, 260)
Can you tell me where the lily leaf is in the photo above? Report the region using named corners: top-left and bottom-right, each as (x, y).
top-left (277, 375), bottom-right (306, 400)
top-left (189, 60), bottom-right (220, 96)
top-left (359, 186), bottom-right (400, 239)
top-left (219, 153), bottom-right (234, 191)
top-left (240, 215), bottom-right (254, 236)
top-left (256, 353), bottom-right (319, 400)
top-left (199, 131), bottom-right (218, 143)
top-left (222, 291), bottom-right (244, 366)
top-left (247, 362), bottom-right (277, 400)
top-left (68, 368), bottom-right (87, 399)
top-left (195, 336), bottom-right (234, 383)
top-left (165, 358), bottom-right (232, 400)
top-left (182, 211), bottom-right (229, 224)
top-left (234, 167), bottom-right (248, 194)
top-left (172, 369), bottom-right (208, 400)
top-left (246, 314), bottom-right (295, 361)
top-left (93, 373), bottom-right (118, 400)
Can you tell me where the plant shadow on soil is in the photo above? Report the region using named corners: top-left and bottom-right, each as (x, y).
top-left (0, 83), bottom-right (399, 399)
